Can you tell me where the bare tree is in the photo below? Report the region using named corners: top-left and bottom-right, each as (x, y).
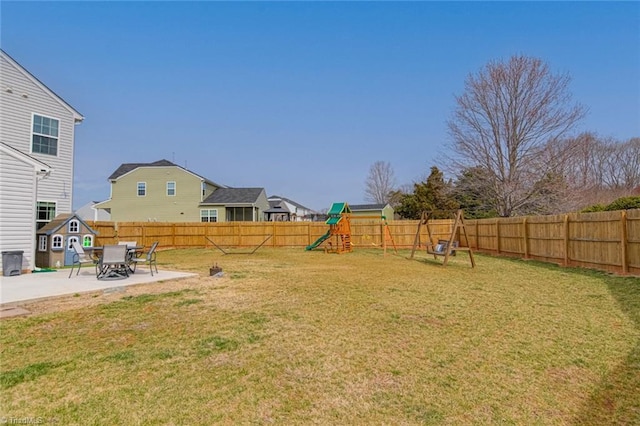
top-left (447, 55), bottom-right (586, 216)
top-left (612, 138), bottom-right (640, 191)
top-left (364, 161), bottom-right (396, 204)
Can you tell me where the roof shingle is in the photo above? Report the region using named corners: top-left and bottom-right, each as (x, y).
top-left (202, 188), bottom-right (264, 204)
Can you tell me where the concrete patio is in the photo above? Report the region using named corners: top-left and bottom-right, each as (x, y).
top-left (0, 266), bottom-right (198, 306)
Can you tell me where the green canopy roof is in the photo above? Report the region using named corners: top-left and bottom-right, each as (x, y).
top-left (326, 216), bottom-right (342, 225)
top-left (327, 202), bottom-right (351, 216)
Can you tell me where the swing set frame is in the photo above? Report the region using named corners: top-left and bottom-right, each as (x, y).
top-left (409, 209), bottom-right (475, 268)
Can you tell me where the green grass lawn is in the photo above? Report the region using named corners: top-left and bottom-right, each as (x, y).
top-left (1, 248), bottom-right (639, 425)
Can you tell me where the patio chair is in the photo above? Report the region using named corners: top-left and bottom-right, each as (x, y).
top-left (118, 241), bottom-right (142, 257)
top-left (130, 241), bottom-right (159, 276)
top-left (69, 240), bottom-right (98, 278)
top-left (96, 244), bottom-right (129, 280)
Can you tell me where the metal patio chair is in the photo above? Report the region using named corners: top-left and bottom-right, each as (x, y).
top-left (69, 240), bottom-right (98, 278)
top-left (130, 241), bottom-right (159, 276)
top-left (96, 244), bottom-right (129, 280)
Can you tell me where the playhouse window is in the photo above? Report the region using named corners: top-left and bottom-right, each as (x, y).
top-left (83, 235), bottom-right (94, 247)
top-left (38, 235), bottom-right (47, 252)
top-left (52, 234), bottom-right (63, 250)
top-left (68, 219), bottom-right (80, 233)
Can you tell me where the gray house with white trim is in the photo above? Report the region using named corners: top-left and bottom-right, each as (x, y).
top-left (0, 50), bottom-right (84, 273)
top-left (265, 195), bottom-right (317, 221)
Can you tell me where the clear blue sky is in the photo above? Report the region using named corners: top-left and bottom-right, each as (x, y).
top-left (2, 1), bottom-right (639, 212)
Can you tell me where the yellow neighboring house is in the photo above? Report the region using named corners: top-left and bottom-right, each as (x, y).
top-left (94, 160), bottom-right (270, 222)
top-left (350, 203), bottom-right (395, 221)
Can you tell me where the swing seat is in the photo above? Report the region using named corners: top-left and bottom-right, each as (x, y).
top-left (427, 240), bottom-right (458, 256)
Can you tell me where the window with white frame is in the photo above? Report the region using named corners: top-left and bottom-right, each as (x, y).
top-left (36, 201), bottom-right (56, 229)
top-left (201, 209), bottom-right (218, 222)
top-left (32, 114), bottom-right (59, 156)
top-left (137, 182), bottom-right (146, 196)
top-left (67, 236), bottom-right (79, 251)
top-left (83, 235), bottom-right (94, 247)
top-left (68, 219), bottom-right (80, 233)
top-left (52, 234), bottom-right (63, 250)
top-left (167, 181), bottom-right (176, 196)
top-left (38, 235), bottom-right (47, 252)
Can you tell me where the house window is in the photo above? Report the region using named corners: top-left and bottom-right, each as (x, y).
top-left (68, 219), bottom-right (80, 233)
top-left (137, 182), bottom-right (146, 196)
top-left (32, 114), bottom-right (59, 156)
top-left (52, 234), bottom-right (63, 250)
top-left (38, 235), bottom-right (47, 252)
top-left (82, 235), bottom-right (94, 247)
top-left (36, 201), bottom-right (56, 229)
top-left (201, 209), bottom-right (218, 222)
top-left (226, 207), bottom-right (254, 222)
top-left (167, 181), bottom-right (176, 196)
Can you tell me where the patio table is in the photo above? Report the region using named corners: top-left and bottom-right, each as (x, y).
top-left (86, 246), bottom-right (143, 273)
top-left (95, 245), bottom-right (142, 280)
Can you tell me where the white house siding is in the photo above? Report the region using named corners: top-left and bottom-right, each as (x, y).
top-left (0, 151), bottom-right (38, 272)
top-left (0, 53), bottom-right (79, 215)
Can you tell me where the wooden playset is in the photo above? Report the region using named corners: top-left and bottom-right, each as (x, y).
top-left (306, 202), bottom-right (353, 254)
top-left (306, 202), bottom-right (397, 255)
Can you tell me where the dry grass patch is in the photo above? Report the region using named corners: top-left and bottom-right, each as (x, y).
top-left (1, 248), bottom-right (639, 424)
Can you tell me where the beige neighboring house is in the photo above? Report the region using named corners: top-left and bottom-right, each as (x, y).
top-left (0, 50), bottom-right (83, 273)
top-left (350, 203), bottom-right (395, 221)
top-left (95, 160), bottom-right (270, 222)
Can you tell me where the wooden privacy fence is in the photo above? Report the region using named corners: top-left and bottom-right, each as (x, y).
top-left (465, 209), bottom-right (640, 276)
top-left (88, 209), bottom-right (640, 276)
top-left (87, 219), bottom-right (456, 253)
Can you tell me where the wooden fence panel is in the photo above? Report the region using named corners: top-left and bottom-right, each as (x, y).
top-left (88, 221), bottom-right (117, 246)
top-left (387, 221), bottom-right (421, 248)
top-left (567, 211), bottom-right (624, 274)
top-left (525, 214), bottom-right (566, 264)
top-left (497, 217), bottom-right (526, 256)
top-left (476, 220), bottom-right (498, 253)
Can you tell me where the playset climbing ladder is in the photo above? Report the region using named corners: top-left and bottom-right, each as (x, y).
top-left (409, 209), bottom-right (475, 267)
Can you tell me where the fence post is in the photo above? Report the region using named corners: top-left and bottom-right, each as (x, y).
top-left (621, 210), bottom-right (628, 275)
top-left (523, 217), bottom-right (529, 259)
top-left (273, 221), bottom-right (277, 247)
top-left (563, 215), bottom-right (570, 266)
top-left (496, 219), bottom-right (501, 255)
top-left (475, 221), bottom-right (479, 250)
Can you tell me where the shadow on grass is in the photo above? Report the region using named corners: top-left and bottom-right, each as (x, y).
top-left (574, 273), bottom-right (640, 425)
top-left (497, 257), bottom-right (640, 424)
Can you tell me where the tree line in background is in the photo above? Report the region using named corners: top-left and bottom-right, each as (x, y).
top-left (364, 55), bottom-right (640, 219)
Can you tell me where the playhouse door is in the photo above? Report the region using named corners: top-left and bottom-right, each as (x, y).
top-left (64, 236), bottom-right (80, 266)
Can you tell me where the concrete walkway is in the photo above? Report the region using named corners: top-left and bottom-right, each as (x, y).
top-left (0, 267), bottom-right (198, 305)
